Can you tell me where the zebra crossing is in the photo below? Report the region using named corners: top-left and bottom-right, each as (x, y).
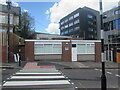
top-left (2, 62), bottom-right (75, 90)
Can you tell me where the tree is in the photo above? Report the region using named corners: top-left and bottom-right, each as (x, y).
top-left (15, 11), bottom-right (35, 39)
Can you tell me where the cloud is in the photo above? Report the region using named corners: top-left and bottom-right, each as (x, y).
top-left (11, 1), bottom-right (19, 7)
top-left (0, 0), bottom-right (19, 7)
top-left (45, 0), bottom-right (119, 34)
top-left (45, 23), bottom-right (59, 34)
top-left (24, 9), bottom-right (29, 12)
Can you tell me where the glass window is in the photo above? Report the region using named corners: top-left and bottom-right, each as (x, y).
top-left (0, 15), bottom-right (6, 24)
top-left (74, 13), bottom-right (79, 18)
top-left (61, 26), bottom-right (64, 30)
top-left (44, 44), bottom-right (52, 54)
top-left (74, 26), bottom-right (79, 31)
top-left (87, 14), bottom-right (93, 19)
top-left (61, 21), bottom-right (64, 25)
top-left (114, 10), bottom-right (119, 15)
top-left (65, 25), bottom-right (68, 28)
top-left (69, 29), bottom-right (74, 33)
top-left (77, 44), bottom-right (95, 54)
top-left (74, 19), bottom-right (79, 24)
top-left (34, 44), bottom-right (44, 54)
top-left (69, 16), bottom-right (73, 20)
top-left (86, 44), bottom-right (95, 54)
top-left (69, 22), bottom-right (73, 27)
top-left (53, 44), bottom-right (62, 54)
top-left (65, 19), bottom-right (68, 23)
top-left (77, 44), bottom-right (86, 54)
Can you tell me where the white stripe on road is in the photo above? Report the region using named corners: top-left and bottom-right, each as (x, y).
top-left (94, 68), bottom-right (98, 71)
top-left (11, 76), bottom-right (65, 79)
top-left (107, 72), bottom-right (112, 75)
top-left (16, 72), bottom-right (61, 75)
top-left (2, 69), bottom-right (6, 71)
top-left (3, 80), bottom-right (70, 86)
top-left (115, 74), bottom-right (120, 77)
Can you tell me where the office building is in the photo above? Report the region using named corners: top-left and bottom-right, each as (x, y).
top-left (103, 5), bottom-right (120, 62)
top-left (60, 7), bottom-right (100, 40)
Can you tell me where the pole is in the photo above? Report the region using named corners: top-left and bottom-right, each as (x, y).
top-left (6, 0), bottom-right (11, 63)
top-left (99, 0), bottom-right (107, 90)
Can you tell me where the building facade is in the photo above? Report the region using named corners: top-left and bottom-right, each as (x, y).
top-left (103, 5), bottom-right (120, 62)
top-left (0, 4), bottom-right (21, 62)
top-left (60, 7), bottom-right (100, 40)
top-left (25, 40), bottom-right (101, 62)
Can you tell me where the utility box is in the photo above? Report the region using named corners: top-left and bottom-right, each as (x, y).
top-left (117, 49), bottom-right (120, 63)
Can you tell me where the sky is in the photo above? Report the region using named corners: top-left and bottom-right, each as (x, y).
top-left (0, 0), bottom-right (120, 35)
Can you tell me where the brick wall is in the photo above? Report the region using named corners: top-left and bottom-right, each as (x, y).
top-left (25, 41), bottom-right (34, 60)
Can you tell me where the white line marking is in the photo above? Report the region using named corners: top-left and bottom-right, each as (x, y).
top-left (115, 74), bottom-right (120, 77)
top-left (94, 68), bottom-right (98, 71)
top-left (3, 80), bottom-right (70, 86)
top-left (16, 72), bottom-right (61, 75)
top-left (107, 72), bottom-right (112, 75)
top-left (11, 76), bottom-right (65, 79)
top-left (2, 69), bottom-right (6, 71)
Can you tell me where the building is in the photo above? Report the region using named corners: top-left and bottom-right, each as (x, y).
top-left (60, 7), bottom-right (100, 40)
top-left (103, 5), bottom-right (120, 62)
top-left (0, 4), bottom-right (21, 62)
top-left (34, 32), bottom-right (72, 40)
top-left (25, 40), bottom-right (101, 62)
top-left (0, 4), bottom-right (20, 32)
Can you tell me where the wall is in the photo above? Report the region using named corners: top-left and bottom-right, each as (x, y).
top-left (77, 54), bottom-right (95, 61)
top-left (35, 54), bottom-right (61, 60)
top-left (25, 41), bottom-right (34, 60)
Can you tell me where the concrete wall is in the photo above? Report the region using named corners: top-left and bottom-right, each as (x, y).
top-left (77, 54), bottom-right (95, 61)
top-left (35, 54), bottom-right (61, 60)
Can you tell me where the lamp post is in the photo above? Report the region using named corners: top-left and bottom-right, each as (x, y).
top-left (99, 0), bottom-right (107, 90)
top-left (6, 0), bottom-right (11, 63)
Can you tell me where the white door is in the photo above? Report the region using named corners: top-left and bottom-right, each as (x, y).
top-left (72, 44), bottom-right (77, 61)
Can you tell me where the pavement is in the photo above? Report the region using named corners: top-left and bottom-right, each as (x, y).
top-left (0, 60), bottom-right (119, 69)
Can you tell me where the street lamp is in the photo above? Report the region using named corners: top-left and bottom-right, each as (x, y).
top-left (99, 0), bottom-right (107, 90)
top-left (6, 0), bottom-right (11, 63)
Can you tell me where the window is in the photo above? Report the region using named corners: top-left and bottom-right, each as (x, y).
top-left (88, 28), bottom-right (94, 31)
top-left (61, 21), bottom-right (64, 25)
top-left (69, 22), bottom-right (73, 27)
top-left (87, 14), bottom-right (93, 19)
top-left (65, 25), bottom-right (68, 28)
top-left (77, 44), bottom-right (95, 54)
top-left (65, 19), bottom-right (68, 23)
top-left (113, 19), bottom-right (120, 30)
top-left (74, 13), bottom-right (79, 18)
top-left (69, 29), bottom-right (74, 33)
top-left (114, 10), bottom-right (119, 15)
top-left (34, 44), bottom-right (62, 54)
top-left (64, 30), bottom-right (68, 34)
top-left (34, 44), bottom-right (44, 54)
top-left (61, 26), bottom-right (64, 30)
top-left (86, 44), bottom-right (95, 54)
top-left (0, 15), bottom-right (5, 24)
top-left (53, 44), bottom-right (62, 54)
top-left (69, 16), bottom-right (73, 20)
top-left (74, 26), bottom-right (79, 31)
top-left (74, 19), bottom-right (79, 24)
top-left (77, 44), bottom-right (86, 53)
